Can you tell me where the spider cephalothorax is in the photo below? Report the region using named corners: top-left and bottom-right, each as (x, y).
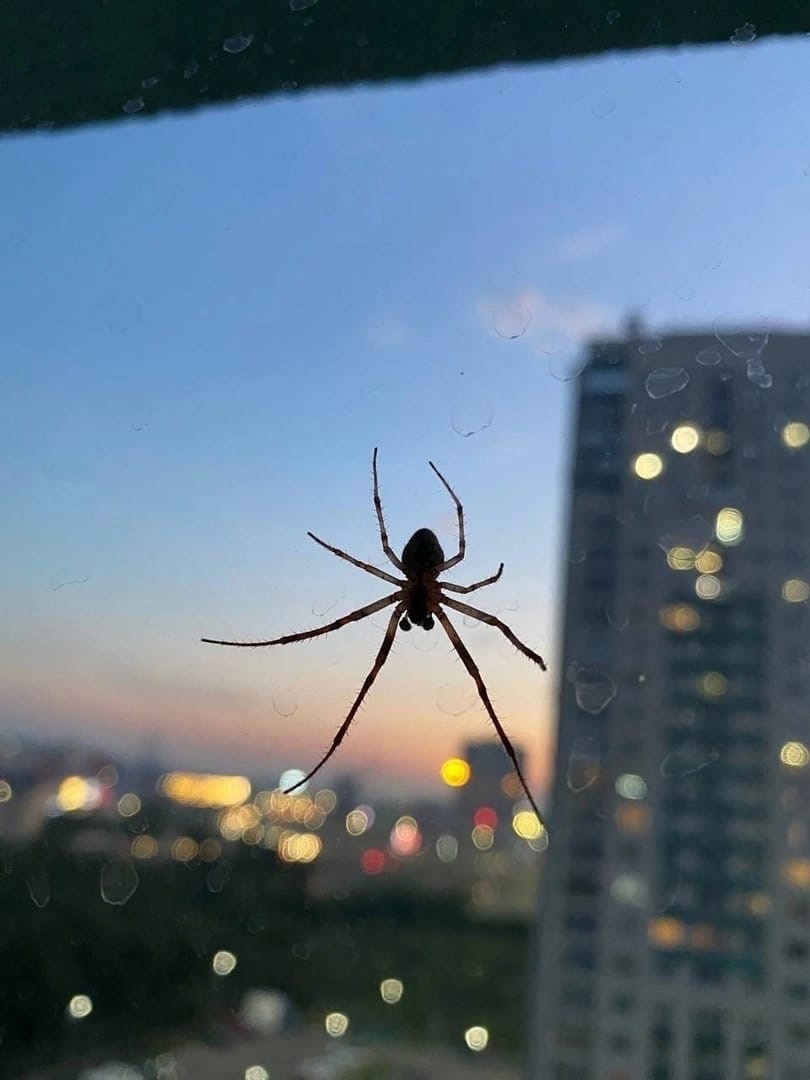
top-left (203, 449), bottom-right (548, 824)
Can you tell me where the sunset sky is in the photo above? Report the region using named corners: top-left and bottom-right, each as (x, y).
top-left (3, 33), bottom-right (810, 801)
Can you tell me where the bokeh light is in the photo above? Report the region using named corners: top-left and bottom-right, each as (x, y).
top-left (440, 757), bottom-right (471, 786)
top-left (464, 1025), bottom-right (489, 1051)
top-left (325, 1011), bottom-right (349, 1037)
top-left (633, 452), bottom-right (663, 479)
top-left (67, 994), bottom-right (93, 1019)
top-left (671, 423), bottom-right (701, 453)
top-left (212, 950), bottom-right (237, 975)
top-left (781, 741), bottom-right (810, 767)
top-left (380, 978), bottom-right (404, 1004)
top-left (783, 579), bottom-right (810, 603)
top-left (782, 421), bottom-right (810, 448)
top-left (117, 792), bottom-right (141, 817)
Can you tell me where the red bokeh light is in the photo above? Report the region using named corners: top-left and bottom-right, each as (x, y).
top-left (361, 848), bottom-right (386, 875)
top-left (473, 806), bottom-right (498, 830)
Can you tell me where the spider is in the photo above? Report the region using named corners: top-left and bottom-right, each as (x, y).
top-left (202, 449), bottom-right (548, 823)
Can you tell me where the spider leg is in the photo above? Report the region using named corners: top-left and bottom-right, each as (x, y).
top-left (441, 563), bottom-right (504, 594)
top-left (201, 592), bottom-right (401, 647)
top-left (440, 595), bottom-right (547, 671)
top-left (434, 608), bottom-right (546, 828)
top-left (308, 532), bottom-right (401, 585)
top-left (428, 460), bottom-right (465, 571)
top-left (284, 603), bottom-right (405, 793)
top-left (372, 448), bottom-right (405, 571)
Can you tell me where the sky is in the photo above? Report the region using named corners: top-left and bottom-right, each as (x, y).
top-left (3, 32), bottom-right (810, 801)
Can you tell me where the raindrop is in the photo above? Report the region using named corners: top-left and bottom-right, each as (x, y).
top-left (223, 32), bottom-right (254, 54)
top-left (713, 319), bottom-right (769, 358)
top-left (207, 860), bottom-right (232, 894)
top-left (290, 0), bottom-right (319, 8)
top-left (659, 747), bottom-right (720, 779)
top-left (592, 96), bottom-right (616, 118)
top-left (450, 401), bottom-right (494, 439)
top-left (730, 21), bottom-right (756, 44)
top-left (27, 869), bottom-right (50, 908)
top-left (675, 285), bottom-right (694, 301)
top-left (645, 415), bottom-right (669, 434)
top-left (746, 359), bottom-right (773, 389)
top-left (272, 687), bottom-right (298, 717)
top-left (548, 354), bottom-right (587, 382)
top-left (141, 76), bottom-right (159, 88)
top-left (606, 9), bottom-right (620, 23)
top-left (312, 594), bottom-right (345, 618)
top-left (491, 303), bottom-right (532, 340)
top-left (696, 347), bottom-right (721, 366)
top-left (410, 631), bottom-right (438, 653)
top-left (605, 604), bottom-right (629, 630)
top-left (566, 737), bottom-right (601, 792)
top-left (658, 514), bottom-right (711, 555)
top-left (567, 665), bottom-right (616, 714)
top-left (123, 98), bottom-right (145, 115)
top-left (183, 59), bottom-right (200, 78)
top-left (437, 682), bottom-right (477, 716)
top-left (646, 367), bottom-right (689, 399)
top-left (638, 338), bottom-right (663, 355)
top-left (100, 859), bottom-right (139, 905)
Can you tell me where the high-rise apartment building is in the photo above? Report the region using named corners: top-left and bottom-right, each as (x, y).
top-left (529, 328), bottom-right (810, 1080)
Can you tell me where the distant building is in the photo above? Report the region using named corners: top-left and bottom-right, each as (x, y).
top-left (530, 329), bottom-right (810, 1079)
top-left (456, 738), bottom-right (528, 828)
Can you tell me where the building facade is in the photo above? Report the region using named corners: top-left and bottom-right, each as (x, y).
top-left (530, 329), bottom-right (810, 1079)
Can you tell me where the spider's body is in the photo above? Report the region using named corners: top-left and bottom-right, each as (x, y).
top-left (202, 449), bottom-right (548, 826)
top-left (400, 527), bottom-right (444, 630)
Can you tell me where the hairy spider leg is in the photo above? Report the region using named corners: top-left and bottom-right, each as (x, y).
top-left (201, 592), bottom-right (401, 648)
top-left (433, 607), bottom-right (546, 827)
top-left (307, 531), bottom-right (401, 585)
top-left (441, 563), bottom-right (504, 594)
top-left (427, 461), bottom-right (465, 572)
top-left (284, 603), bottom-right (406, 793)
top-left (441, 595), bottom-right (548, 671)
top-left (372, 447), bottom-right (405, 571)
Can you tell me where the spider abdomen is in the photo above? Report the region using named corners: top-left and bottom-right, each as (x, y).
top-left (402, 528), bottom-right (445, 579)
top-left (405, 581), bottom-right (436, 629)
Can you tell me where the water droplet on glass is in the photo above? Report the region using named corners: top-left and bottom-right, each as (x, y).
top-left (592, 96), bottom-right (616, 118)
top-left (730, 21), bottom-right (756, 44)
top-left (312, 594), bottom-right (345, 618)
top-left (568, 544), bottom-right (587, 564)
top-left (548, 354), bottom-right (587, 382)
top-left (450, 400), bottom-right (494, 439)
top-left (100, 859), bottom-right (139, 905)
top-left (437, 682), bottom-right (477, 716)
top-left (123, 98), bottom-right (145, 115)
top-left (675, 285), bottom-right (694, 301)
top-left (606, 9), bottom-right (620, 23)
top-left (645, 415), bottom-right (669, 434)
top-left (713, 319), bottom-right (769, 358)
top-left (646, 368), bottom-right (689, 399)
top-left (567, 665), bottom-right (616, 714)
top-left (566, 737), bottom-right (601, 792)
top-left (141, 76), bottom-right (159, 88)
top-left (207, 860), bottom-right (232, 894)
top-left (290, 0), bottom-right (319, 8)
top-left (638, 338), bottom-right (663, 355)
top-left (27, 870), bottom-right (50, 908)
top-left (659, 747), bottom-right (720, 779)
top-left (605, 605), bottom-right (629, 630)
top-left (746, 359), bottom-right (773, 389)
top-left (272, 687), bottom-right (298, 717)
top-left (659, 514), bottom-right (711, 554)
top-left (491, 304), bottom-right (532, 340)
top-left (223, 32), bottom-right (254, 54)
top-left (696, 347), bottom-right (721, 366)
top-left (183, 59), bottom-right (199, 78)
top-left (410, 632), bottom-right (438, 653)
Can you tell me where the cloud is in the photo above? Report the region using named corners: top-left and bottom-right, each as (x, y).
top-left (557, 223), bottom-right (625, 262)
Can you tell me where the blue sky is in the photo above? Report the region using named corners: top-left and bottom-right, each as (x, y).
top-left (2, 33), bottom-right (809, 799)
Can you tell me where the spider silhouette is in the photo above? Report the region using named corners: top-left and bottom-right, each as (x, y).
top-left (202, 449), bottom-right (547, 822)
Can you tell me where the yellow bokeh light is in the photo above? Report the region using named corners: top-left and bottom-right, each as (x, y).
top-left (198, 838), bottom-right (222, 862)
top-left (346, 808), bottom-right (370, 836)
top-left (700, 671), bottom-right (728, 697)
top-left (279, 831), bottom-right (322, 863)
top-left (67, 994), bottom-right (93, 1019)
top-left (171, 837), bottom-right (199, 862)
top-left (131, 835), bottom-right (158, 859)
top-left (117, 793), bottom-right (141, 817)
top-left (781, 741), bottom-right (810, 767)
top-left (659, 604), bottom-right (701, 631)
top-left (783, 858), bottom-right (810, 890)
top-left (325, 1011), bottom-right (349, 1037)
top-left (695, 574), bottom-right (722, 600)
top-left (464, 1026), bottom-right (489, 1052)
top-left (782, 421), bottom-right (810, 448)
top-left (615, 803), bottom-right (650, 835)
top-left (715, 507), bottom-right (744, 546)
top-left (512, 811), bottom-right (544, 841)
top-left (314, 788), bottom-right (337, 813)
top-left (380, 978), bottom-right (404, 1004)
top-left (159, 772), bottom-right (250, 809)
top-left (783, 579), bottom-right (810, 603)
top-left (212, 950), bottom-right (237, 976)
top-left (671, 424), bottom-right (701, 453)
top-left (694, 549), bottom-right (722, 574)
top-left (245, 1068), bottom-right (269, 1080)
top-left (440, 757), bottom-right (471, 787)
top-left (0, 780), bottom-right (12, 803)
top-left (57, 776), bottom-right (99, 813)
top-left (633, 452), bottom-right (664, 480)
top-left (648, 916), bottom-right (685, 949)
top-left (666, 546), bottom-right (695, 571)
